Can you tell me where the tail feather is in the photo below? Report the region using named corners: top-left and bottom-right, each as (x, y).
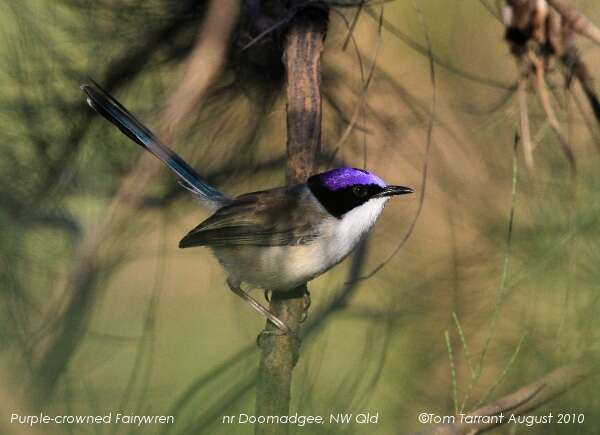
top-left (81, 81), bottom-right (230, 210)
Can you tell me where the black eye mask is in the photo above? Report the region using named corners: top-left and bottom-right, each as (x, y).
top-left (307, 179), bottom-right (384, 218)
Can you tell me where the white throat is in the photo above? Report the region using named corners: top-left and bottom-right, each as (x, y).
top-left (338, 197), bottom-right (388, 237)
top-left (311, 196), bottom-right (389, 275)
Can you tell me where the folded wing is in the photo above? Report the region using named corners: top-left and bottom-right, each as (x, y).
top-left (179, 186), bottom-right (324, 247)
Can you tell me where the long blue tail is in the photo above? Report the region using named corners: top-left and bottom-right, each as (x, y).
top-left (81, 82), bottom-right (230, 211)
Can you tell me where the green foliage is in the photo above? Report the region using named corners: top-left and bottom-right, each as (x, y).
top-left (1, 1), bottom-right (599, 434)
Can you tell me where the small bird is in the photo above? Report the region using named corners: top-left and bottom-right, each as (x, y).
top-left (81, 82), bottom-right (413, 334)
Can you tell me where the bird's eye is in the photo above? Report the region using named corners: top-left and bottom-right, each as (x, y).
top-left (352, 185), bottom-right (368, 198)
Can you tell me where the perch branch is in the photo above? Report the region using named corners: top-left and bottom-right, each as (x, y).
top-left (254, 4), bottom-right (328, 435)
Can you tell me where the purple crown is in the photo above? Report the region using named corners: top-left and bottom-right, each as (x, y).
top-left (318, 167), bottom-right (386, 191)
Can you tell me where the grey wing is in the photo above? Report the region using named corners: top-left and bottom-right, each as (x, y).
top-left (178, 186), bottom-right (325, 248)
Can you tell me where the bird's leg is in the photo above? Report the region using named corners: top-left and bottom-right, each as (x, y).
top-left (226, 278), bottom-right (293, 335)
top-left (264, 290), bottom-right (271, 303)
top-left (300, 288), bottom-right (311, 323)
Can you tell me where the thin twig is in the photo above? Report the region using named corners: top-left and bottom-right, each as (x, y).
top-left (516, 60), bottom-right (534, 169)
top-left (349, 2), bottom-right (436, 283)
top-left (477, 133), bottom-right (518, 375)
top-left (460, 134), bottom-right (519, 413)
top-left (475, 334), bottom-right (526, 408)
top-left (547, 0), bottom-right (600, 45)
top-left (411, 363), bottom-right (596, 435)
top-left (530, 54), bottom-right (576, 175)
top-left (568, 85), bottom-right (600, 152)
top-left (479, 0), bottom-right (501, 21)
top-left (160, 0), bottom-right (240, 137)
top-left (444, 330), bottom-right (459, 416)
top-left (329, 7), bottom-right (382, 156)
top-left (452, 312), bottom-right (475, 380)
top-left (342, 1), bottom-right (364, 51)
top-left (32, 0), bottom-right (237, 400)
top-left (365, 6), bottom-right (512, 90)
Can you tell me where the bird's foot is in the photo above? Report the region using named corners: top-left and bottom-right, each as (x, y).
top-left (256, 326), bottom-right (300, 348)
top-left (227, 277), bottom-right (295, 338)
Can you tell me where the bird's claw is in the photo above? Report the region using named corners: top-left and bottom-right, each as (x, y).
top-left (300, 289), bottom-right (311, 323)
top-left (256, 324), bottom-right (300, 348)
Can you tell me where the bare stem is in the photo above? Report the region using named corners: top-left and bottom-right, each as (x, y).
top-left (254, 5), bottom-right (328, 435)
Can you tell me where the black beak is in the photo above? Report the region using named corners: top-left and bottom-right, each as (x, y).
top-left (377, 185), bottom-right (414, 197)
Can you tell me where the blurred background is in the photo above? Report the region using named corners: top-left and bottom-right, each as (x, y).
top-left (1, 0), bottom-right (599, 434)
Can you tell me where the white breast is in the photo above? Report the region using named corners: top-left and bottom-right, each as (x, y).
top-left (213, 197), bottom-right (389, 291)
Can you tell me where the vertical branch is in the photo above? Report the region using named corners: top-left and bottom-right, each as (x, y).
top-left (254, 4), bottom-right (328, 435)
top-left (284, 6), bottom-right (328, 185)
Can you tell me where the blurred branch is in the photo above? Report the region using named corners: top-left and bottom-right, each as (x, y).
top-left (255, 4), bottom-right (328, 434)
top-left (0, 365), bottom-right (58, 435)
top-left (567, 84), bottom-right (600, 152)
top-left (163, 241), bottom-right (367, 435)
top-left (516, 62), bottom-right (534, 168)
top-left (33, 0), bottom-right (237, 401)
top-left (411, 362), bottom-right (597, 435)
top-left (341, 1), bottom-right (364, 50)
top-left (459, 135), bottom-right (520, 413)
top-left (111, 220), bottom-right (166, 435)
top-left (329, 6), bottom-right (381, 158)
top-left (504, 0), bottom-right (580, 173)
top-left (349, 1), bottom-right (436, 283)
top-left (530, 54), bottom-right (576, 174)
top-left (366, 6), bottom-right (512, 90)
top-left (160, 0), bottom-right (240, 136)
top-left (479, 0), bottom-right (501, 21)
top-left (561, 45), bottom-right (600, 130)
top-left (33, 0), bottom-right (200, 201)
top-left (547, 0), bottom-right (600, 45)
